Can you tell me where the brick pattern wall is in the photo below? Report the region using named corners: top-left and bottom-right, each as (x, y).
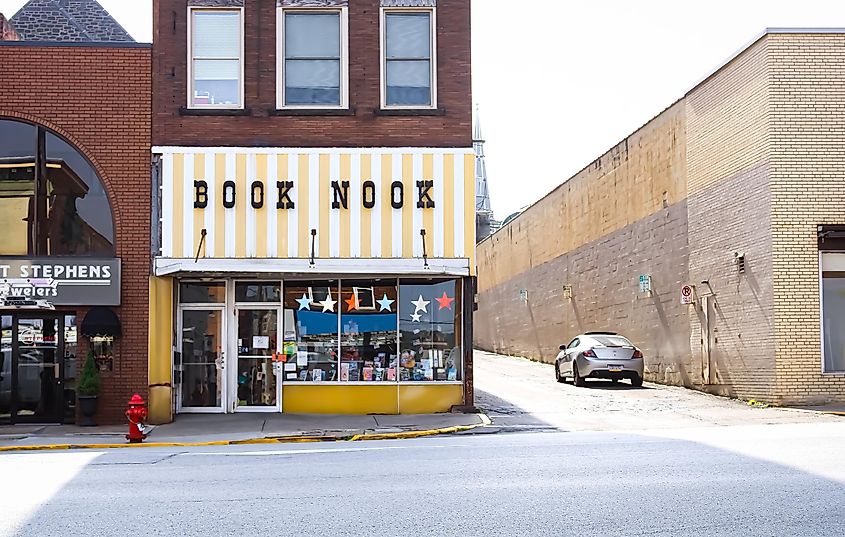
top-left (152, 0), bottom-right (471, 147)
top-left (0, 44), bottom-right (152, 423)
top-left (769, 34), bottom-right (845, 404)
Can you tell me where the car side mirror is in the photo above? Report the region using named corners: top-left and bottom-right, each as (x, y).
top-left (559, 344), bottom-right (566, 350)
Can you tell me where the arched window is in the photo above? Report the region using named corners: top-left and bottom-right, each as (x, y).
top-left (0, 118), bottom-right (114, 256)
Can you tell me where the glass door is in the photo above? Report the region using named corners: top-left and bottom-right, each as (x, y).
top-left (14, 317), bottom-right (62, 423)
top-left (179, 309), bottom-right (226, 412)
top-left (1, 316), bottom-right (11, 423)
top-left (234, 308), bottom-right (280, 411)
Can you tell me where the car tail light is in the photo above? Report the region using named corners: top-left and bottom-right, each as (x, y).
top-left (582, 349), bottom-right (596, 358)
top-left (632, 350), bottom-right (643, 359)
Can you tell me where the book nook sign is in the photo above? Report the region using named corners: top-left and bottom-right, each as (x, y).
top-left (0, 259), bottom-right (121, 307)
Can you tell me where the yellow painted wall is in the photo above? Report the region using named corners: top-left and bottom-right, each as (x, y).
top-left (283, 384), bottom-right (399, 414)
top-left (398, 384), bottom-right (463, 414)
top-left (148, 276), bottom-right (174, 424)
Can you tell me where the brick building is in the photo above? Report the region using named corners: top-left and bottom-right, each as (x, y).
top-left (475, 29), bottom-right (845, 407)
top-left (0, 5), bottom-right (151, 424)
top-left (148, 0), bottom-right (474, 422)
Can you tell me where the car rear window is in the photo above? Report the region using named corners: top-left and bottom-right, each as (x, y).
top-left (591, 336), bottom-right (633, 347)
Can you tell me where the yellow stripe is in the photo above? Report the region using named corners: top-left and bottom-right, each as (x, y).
top-left (298, 154), bottom-right (310, 258)
top-left (276, 154), bottom-right (289, 258)
top-left (340, 154), bottom-right (351, 258)
top-left (172, 153), bottom-right (184, 258)
top-left (443, 154), bottom-right (455, 258)
top-left (402, 154), bottom-right (414, 258)
top-left (464, 153), bottom-right (475, 269)
top-left (319, 154), bottom-right (330, 258)
top-left (380, 154), bottom-right (393, 258)
top-left (255, 154), bottom-right (268, 258)
top-left (214, 153), bottom-right (226, 257)
top-left (360, 154), bottom-right (372, 258)
top-left (423, 154), bottom-right (435, 258)
top-left (193, 154), bottom-right (205, 258)
top-left (235, 154), bottom-right (247, 258)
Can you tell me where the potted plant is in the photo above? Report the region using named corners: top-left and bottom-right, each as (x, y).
top-left (77, 351), bottom-right (101, 426)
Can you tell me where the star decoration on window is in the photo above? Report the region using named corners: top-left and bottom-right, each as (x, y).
top-left (411, 295), bottom-right (430, 314)
top-left (435, 292), bottom-right (455, 310)
top-left (319, 290), bottom-right (337, 313)
top-left (377, 294), bottom-right (395, 312)
top-left (345, 294), bottom-right (359, 312)
top-left (296, 293), bottom-right (311, 311)
top-left (411, 312), bottom-right (422, 323)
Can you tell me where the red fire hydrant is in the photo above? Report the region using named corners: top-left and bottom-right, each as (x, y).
top-left (125, 393), bottom-right (148, 443)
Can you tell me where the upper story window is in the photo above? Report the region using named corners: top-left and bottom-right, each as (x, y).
top-left (0, 118), bottom-right (114, 257)
top-left (189, 8), bottom-right (243, 109)
top-left (278, 9), bottom-right (347, 108)
top-left (381, 9), bottom-right (436, 109)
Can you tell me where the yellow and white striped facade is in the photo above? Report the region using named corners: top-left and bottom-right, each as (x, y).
top-left (154, 147), bottom-right (476, 274)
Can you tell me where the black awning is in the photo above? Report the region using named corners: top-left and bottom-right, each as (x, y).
top-left (81, 306), bottom-right (122, 337)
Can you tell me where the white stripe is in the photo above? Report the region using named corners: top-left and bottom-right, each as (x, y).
top-left (329, 153), bottom-right (341, 258)
top-left (453, 154), bottom-right (465, 257)
top-left (225, 153), bottom-right (236, 258)
top-left (370, 155), bottom-right (381, 258)
top-left (161, 154), bottom-right (173, 257)
top-left (391, 154), bottom-right (402, 258)
top-left (288, 155), bottom-right (299, 258)
top-left (267, 155), bottom-right (278, 257)
top-left (182, 155), bottom-right (194, 258)
top-left (433, 153), bottom-right (444, 258)
top-left (246, 153), bottom-right (257, 257)
top-left (412, 154), bottom-right (423, 258)
top-left (309, 153), bottom-right (320, 257)
top-left (204, 153), bottom-right (215, 257)
top-left (349, 154), bottom-right (361, 258)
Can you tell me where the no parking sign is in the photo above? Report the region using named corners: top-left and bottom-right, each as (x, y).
top-left (680, 284), bottom-right (695, 305)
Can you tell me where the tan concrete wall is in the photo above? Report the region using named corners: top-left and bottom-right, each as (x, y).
top-left (769, 34), bottom-right (845, 404)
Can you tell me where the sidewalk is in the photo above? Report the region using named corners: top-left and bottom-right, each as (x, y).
top-left (0, 412), bottom-right (488, 452)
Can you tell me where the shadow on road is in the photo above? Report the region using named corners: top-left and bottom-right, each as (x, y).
top-left (569, 380), bottom-right (653, 391)
top-left (474, 388), bottom-right (562, 432)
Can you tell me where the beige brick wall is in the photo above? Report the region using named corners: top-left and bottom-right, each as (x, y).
top-left (769, 33), bottom-right (845, 404)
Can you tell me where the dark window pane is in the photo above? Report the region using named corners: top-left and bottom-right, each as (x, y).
top-left (0, 120), bottom-right (37, 255)
top-left (386, 60), bottom-right (431, 106)
top-left (1, 315), bottom-right (11, 422)
top-left (63, 315), bottom-right (77, 422)
top-left (823, 274), bottom-right (845, 372)
top-left (398, 279), bottom-right (462, 381)
top-left (385, 13), bottom-right (430, 58)
top-left (285, 59), bottom-right (341, 105)
top-left (285, 13), bottom-right (340, 58)
top-left (235, 282), bottom-right (281, 302)
top-left (340, 281), bottom-right (398, 382)
top-left (180, 282), bottom-right (226, 303)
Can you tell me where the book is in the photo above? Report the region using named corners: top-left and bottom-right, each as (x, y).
top-left (387, 368), bottom-right (396, 381)
top-left (363, 367), bottom-right (374, 381)
top-left (374, 368), bottom-right (385, 381)
top-left (340, 362), bottom-right (350, 381)
top-left (311, 369), bottom-right (323, 382)
top-left (299, 370), bottom-right (308, 381)
top-left (424, 367), bottom-right (433, 381)
top-left (447, 368), bottom-right (457, 381)
top-left (348, 362), bottom-right (359, 381)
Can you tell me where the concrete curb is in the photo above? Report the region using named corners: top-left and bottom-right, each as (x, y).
top-left (0, 414), bottom-right (490, 453)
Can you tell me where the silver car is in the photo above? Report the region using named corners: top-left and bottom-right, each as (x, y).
top-left (554, 332), bottom-right (644, 387)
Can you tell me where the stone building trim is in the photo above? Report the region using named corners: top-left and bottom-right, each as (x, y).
top-left (277, 1), bottom-right (348, 7)
top-left (381, 1), bottom-right (436, 7)
top-left (188, 0), bottom-right (244, 6)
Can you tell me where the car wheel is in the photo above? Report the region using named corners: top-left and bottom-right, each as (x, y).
top-left (573, 364), bottom-right (586, 387)
top-left (555, 362), bottom-right (564, 383)
top-left (631, 375), bottom-right (643, 388)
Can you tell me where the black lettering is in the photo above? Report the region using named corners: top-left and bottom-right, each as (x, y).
top-left (222, 180), bottom-right (236, 209)
top-left (362, 180), bottom-right (376, 209)
top-left (251, 181), bottom-right (265, 209)
top-left (416, 180), bottom-right (435, 208)
top-left (391, 181), bottom-right (404, 209)
top-left (276, 181), bottom-right (295, 209)
top-left (194, 180), bottom-right (209, 208)
top-left (331, 180), bottom-right (350, 209)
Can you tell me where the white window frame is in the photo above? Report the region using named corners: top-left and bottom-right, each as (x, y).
top-left (819, 252), bottom-right (845, 374)
top-left (276, 7), bottom-right (349, 110)
top-left (187, 7), bottom-right (245, 110)
top-left (379, 7), bottom-right (437, 110)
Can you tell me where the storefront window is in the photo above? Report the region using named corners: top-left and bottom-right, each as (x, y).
top-left (340, 281), bottom-right (398, 381)
top-left (236, 282), bottom-right (281, 303)
top-left (822, 271), bottom-right (845, 372)
top-left (1, 315), bottom-right (11, 421)
top-left (63, 315), bottom-right (77, 422)
top-left (0, 118), bottom-right (114, 256)
top-left (283, 281), bottom-right (339, 381)
top-left (180, 282), bottom-right (226, 304)
top-left (398, 280), bottom-right (462, 381)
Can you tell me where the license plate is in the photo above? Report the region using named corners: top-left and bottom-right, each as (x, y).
top-left (608, 366), bottom-right (623, 372)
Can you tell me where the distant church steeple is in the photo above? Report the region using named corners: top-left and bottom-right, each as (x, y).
top-left (474, 105), bottom-right (497, 241)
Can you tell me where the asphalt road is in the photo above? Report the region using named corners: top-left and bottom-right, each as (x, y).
top-left (2, 423), bottom-right (845, 537)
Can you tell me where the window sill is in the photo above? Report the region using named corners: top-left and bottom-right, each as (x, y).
top-left (375, 107), bottom-right (446, 117)
top-left (270, 107), bottom-right (356, 117)
top-left (179, 107), bottom-right (251, 116)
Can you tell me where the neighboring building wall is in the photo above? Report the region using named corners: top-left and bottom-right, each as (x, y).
top-left (152, 0), bottom-right (471, 147)
top-left (685, 37), bottom-right (775, 400)
top-left (0, 43), bottom-right (152, 423)
top-left (0, 14), bottom-right (20, 40)
top-left (475, 102), bottom-right (692, 384)
top-left (769, 33), bottom-right (845, 404)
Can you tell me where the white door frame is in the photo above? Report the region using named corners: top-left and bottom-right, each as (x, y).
top-left (176, 305), bottom-right (228, 414)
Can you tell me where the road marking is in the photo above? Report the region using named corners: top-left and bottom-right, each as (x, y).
top-left (182, 446), bottom-right (415, 457)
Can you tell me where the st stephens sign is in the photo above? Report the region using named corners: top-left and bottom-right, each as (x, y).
top-left (0, 259), bottom-right (121, 307)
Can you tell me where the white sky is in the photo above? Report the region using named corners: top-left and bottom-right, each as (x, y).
top-left (4, 0), bottom-right (845, 217)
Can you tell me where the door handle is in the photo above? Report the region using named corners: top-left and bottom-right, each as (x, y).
top-left (53, 363), bottom-right (60, 378)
